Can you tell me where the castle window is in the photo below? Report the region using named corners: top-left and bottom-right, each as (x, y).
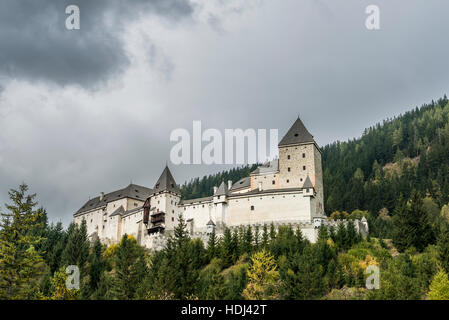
top-left (288, 167), bottom-right (291, 172)
top-left (272, 180), bottom-right (275, 185)
top-left (287, 155), bottom-right (290, 160)
top-left (251, 206), bottom-right (254, 211)
top-left (303, 166), bottom-right (306, 170)
top-left (134, 202), bottom-right (138, 207)
top-left (302, 153), bottom-right (306, 158)
top-left (172, 210), bottom-right (174, 213)
top-left (172, 217), bottom-right (174, 222)
top-left (202, 204), bottom-right (205, 208)
top-left (300, 178), bottom-right (303, 182)
top-left (286, 179), bottom-right (290, 183)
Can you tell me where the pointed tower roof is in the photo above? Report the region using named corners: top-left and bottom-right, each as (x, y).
top-left (279, 117), bottom-right (314, 146)
top-left (153, 166), bottom-right (180, 194)
top-left (215, 181), bottom-right (229, 196)
top-left (207, 219), bottom-right (216, 226)
top-left (302, 175), bottom-right (314, 189)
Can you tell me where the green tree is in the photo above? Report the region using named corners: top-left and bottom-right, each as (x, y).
top-left (437, 223), bottom-right (449, 274)
top-left (207, 228), bottom-right (218, 261)
top-left (279, 245), bottom-right (325, 299)
top-left (427, 270), bottom-right (449, 300)
top-left (110, 235), bottom-right (148, 300)
top-left (86, 238), bottom-right (106, 298)
top-left (242, 249), bottom-right (280, 300)
top-left (0, 184), bottom-right (45, 299)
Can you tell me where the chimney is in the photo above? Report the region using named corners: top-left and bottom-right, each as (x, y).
top-left (258, 182), bottom-right (262, 192)
top-left (228, 180), bottom-right (233, 190)
top-left (100, 192), bottom-right (104, 201)
top-left (213, 186), bottom-right (218, 194)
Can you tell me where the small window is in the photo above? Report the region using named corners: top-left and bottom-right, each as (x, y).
top-left (287, 179), bottom-right (290, 183)
top-left (302, 153), bottom-right (306, 158)
top-left (300, 178), bottom-right (303, 182)
top-left (272, 180), bottom-right (275, 185)
top-left (172, 210), bottom-right (174, 213)
top-left (250, 205), bottom-right (255, 211)
top-left (303, 166), bottom-right (306, 170)
top-left (172, 217), bottom-right (174, 222)
top-left (288, 167), bottom-right (291, 172)
top-left (287, 155), bottom-right (291, 160)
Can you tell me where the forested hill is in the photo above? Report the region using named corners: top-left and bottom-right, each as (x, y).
top-left (323, 95), bottom-right (449, 215)
top-left (180, 164), bottom-right (258, 200)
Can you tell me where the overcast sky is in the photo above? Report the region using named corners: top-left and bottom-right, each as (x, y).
top-left (1, 0), bottom-right (449, 225)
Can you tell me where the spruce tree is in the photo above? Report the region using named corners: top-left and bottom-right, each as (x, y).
top-left (206, 228), bottom-right (218, 261)
top-left (438, 223), bottom-right (449, 274)
top-left (110, 235), bottom-right (148, 300)
top-left (261, 224), bottom-right (269, 249)
top-left (220, 228), bottom-right (234, 267)
top-left (0, 184), bottom-right (45, 299)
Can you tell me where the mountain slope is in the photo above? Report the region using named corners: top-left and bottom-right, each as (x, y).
top-left (322, 95), bottom-right (449, 214)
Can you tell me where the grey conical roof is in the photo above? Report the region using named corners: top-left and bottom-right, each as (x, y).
top-left (279, 117), bottom-right (314, 146)
top-left (302, 175), bottom-right (314, 189)
top-left (215, 181), bottom-right (228, 196)
top-left (153, 166), bottom-right (180, 194)
top-left (207, 219), bottom-right (216, 226)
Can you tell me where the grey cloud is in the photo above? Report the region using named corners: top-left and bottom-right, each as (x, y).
top-left (0, 0), bottom-right (193, 87)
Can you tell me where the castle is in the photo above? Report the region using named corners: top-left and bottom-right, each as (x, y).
top-left (73, 118), bottom-right (368, 249)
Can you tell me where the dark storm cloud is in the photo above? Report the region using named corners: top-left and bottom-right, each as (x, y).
top-left (0, 0), bottom-right (193, 87)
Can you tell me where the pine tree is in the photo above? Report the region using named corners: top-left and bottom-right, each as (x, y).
top-left (269, 223), bottom-right (276, 243)
top-left (261, 224), bottom-right (269, 248)
top-left (0, 184), bottom-right (45, 299)
top-left (242, 226), bottom-right (253, 255)
top-left (220, 228), bottom-right (234, 267)
top-left (392, 195), bottom-right (414, 252)
top-left (438, 223), bottom-right (449, 274)
top-left (279, 245), bottom-right (325, 299)
top-left (86, 238), bottom-right (106, 298)
top-left (110, 235), bottom-right (148, 299)
top-left (62, 220), bottom-right (89, 269)
top-left (393, 191), bottom-right (435, 252)
top-left (207, 228), bottom-right (218, 261)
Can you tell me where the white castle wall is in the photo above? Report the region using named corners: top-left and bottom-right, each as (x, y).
top-left (226, 191), bottom-right (311, 227)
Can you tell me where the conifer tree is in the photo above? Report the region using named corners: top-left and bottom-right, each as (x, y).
top-left (110, 235), bottom-right (148, 300)
top-left (438, 223), bottom-right (449, 274)
top-left (86, 238), bottom-right (106, 298)
top-left (0, 184), bottom-right (45, 299)
top-left (220, 228), bottom-right (234, 267)
top-left (207, 228), bottom-right (218, 260)
top-left (261, 224), bottom-right (269, 249)
top-left (427, 270), bottom-right (449, 300)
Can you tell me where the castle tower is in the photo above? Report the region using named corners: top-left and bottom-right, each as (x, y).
top-left (145, 165), bottom-right (181, 234)
top-left (278, 117), bottom-right (325, 216)
top-left (213, 181), bottom-right (229, 229)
